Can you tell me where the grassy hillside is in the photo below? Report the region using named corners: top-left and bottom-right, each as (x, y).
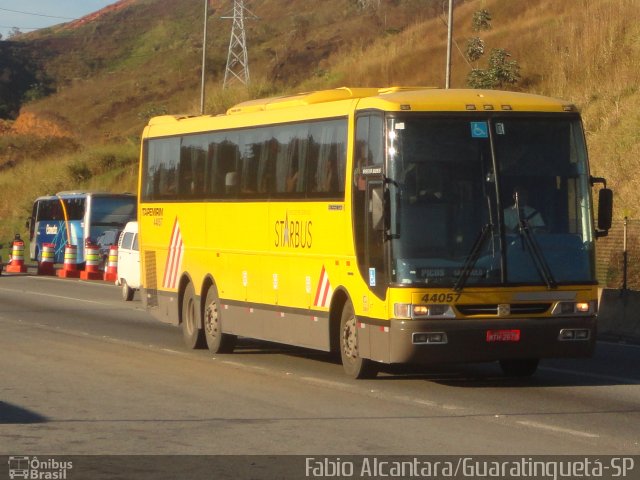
top-left (0, 0), bottom-right (639, 255)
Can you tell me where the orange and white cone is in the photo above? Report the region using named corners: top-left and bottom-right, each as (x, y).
top-left (56, 244), bottom-right (80, 278)
top-left (6, 239), bottom-right (28, 273)
top-left (103, 245), bottom-right (118, 282)
top-left (80, 242), bottom-right (103, 280)
top-left (37, 242), bottom-right (56, 275)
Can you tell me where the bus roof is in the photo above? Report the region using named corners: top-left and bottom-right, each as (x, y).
top-left (34, 192), bottom-right (136, 201)
top-left (226, 87), bottom-right (577, 115)
top-left (145, 87), bottom-right (577, 133)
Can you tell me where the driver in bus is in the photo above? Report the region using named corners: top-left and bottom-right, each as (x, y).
top-left (503, 186), bottom-right (545, 232)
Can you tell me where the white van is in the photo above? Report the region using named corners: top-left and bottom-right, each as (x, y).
top-left (116, 221), bottom-right (140, 301)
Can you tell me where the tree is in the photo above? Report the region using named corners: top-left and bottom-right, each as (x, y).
top-left (7, 27), bottom-right (22, 39)
top-left (465, 9), bottom-right (520, 89)
top-left (472, 9), bottom-right (492, 31)
top-left (487, 48), bottom-right (520, 88)
top-left (466, 36), bottom-right (485, 64)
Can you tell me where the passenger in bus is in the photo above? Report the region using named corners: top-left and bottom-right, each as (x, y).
top-left (225, 172), bottom-right (238, 194)
top-left (286, 170), bottom-right (299, 192)
top-left (354, 141), bottom-right (368, 191)
top-left (314, 157), bottom-right (337, 193)
top-left (503, 186), bottom-right (545, 232)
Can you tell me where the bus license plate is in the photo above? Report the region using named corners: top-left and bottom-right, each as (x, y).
top-left (486, 329), bottom-right (521, 342)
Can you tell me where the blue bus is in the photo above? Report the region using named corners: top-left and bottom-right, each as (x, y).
top-left (28, 192), bottom-right (137, 264)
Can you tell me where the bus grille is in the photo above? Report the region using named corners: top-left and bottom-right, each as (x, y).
top-left (456, 303), bottom-right (551, 316)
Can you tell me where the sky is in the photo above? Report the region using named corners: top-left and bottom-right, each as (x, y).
top-left (0, 1), bottom-right (117, 40)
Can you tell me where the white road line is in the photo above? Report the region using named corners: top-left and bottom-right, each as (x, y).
top-left (397, 396), bottom-right (462, 411)
top-left (540, 366), bottom-right (639, 384)
top-left (516, 420), bottom-right (599, 439)
top-left (598, 340), bottom-right (640, 350)
top-left (0, 286), bottom-right (109, 305)
top-left (161, 348), bottom-right (182, 354)
top-left (299, 376), bottom-right (353, 390)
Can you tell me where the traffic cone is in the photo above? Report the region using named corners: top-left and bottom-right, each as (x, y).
top-left (37, 242), bottom-right (56, 275)
top-left (6, 238), bottom-right (28, 273)
top-left (80, 242), bottom-right (103, 280)
top-left (103, 245), bottom-right (118, 282)
top-left (56, 244), bottom-right (80, 278)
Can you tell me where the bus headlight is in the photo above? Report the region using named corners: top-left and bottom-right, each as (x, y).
top-left (551, 301), bottom-right (594, 316)
top-left (394, 303), bottom-right (456, 319)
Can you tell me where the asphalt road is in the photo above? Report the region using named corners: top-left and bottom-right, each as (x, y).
top-left (1, 275), bottom-right (639, 459)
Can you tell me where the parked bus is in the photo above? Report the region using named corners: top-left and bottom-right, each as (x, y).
top-left (28, 192), bottom-right (137, 264)
top-left (137, 87), bottom-right (612, 378)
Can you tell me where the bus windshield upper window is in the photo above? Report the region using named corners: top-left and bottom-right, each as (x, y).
top-left (389, 115), bottom-right (595, 287)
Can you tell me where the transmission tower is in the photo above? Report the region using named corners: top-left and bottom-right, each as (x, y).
top-left (222, 0), bottom-right (256, 88)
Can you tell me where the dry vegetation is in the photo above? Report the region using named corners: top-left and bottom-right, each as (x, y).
top-left (0, 0), bottom-right (639, 256)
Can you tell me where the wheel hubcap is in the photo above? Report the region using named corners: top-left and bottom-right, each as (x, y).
top-left (205, 301), bottom-right (219, 338)
top-left (342, 316), bottom-right (358, 360)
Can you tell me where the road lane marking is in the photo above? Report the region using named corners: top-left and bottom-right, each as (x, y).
top-left (392, 395), bottom-right (462, 411)
top-left (299, 376), bottom-right (353, 390)
top-left (540, 366), bottom-right (639, 384)
top-left (516, 420), bottom-right (599, 438)
top-left (599, 340), bottom-right (640, 350)
top-left (0, 286), bottom-right (111, 306)
top-left (161, 348), bottom-right (182, 354)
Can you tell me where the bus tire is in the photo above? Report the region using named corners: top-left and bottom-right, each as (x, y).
top-left (203, 285), bottom-right (236, 353)
top-left (181, 282), bottom-right (206, 349)
top-left (121, 280), bottom-right (134, 301)
top-left (339, 299), bottom-right (378, 379)
top-left (499, 358), bottom-right (539, 377)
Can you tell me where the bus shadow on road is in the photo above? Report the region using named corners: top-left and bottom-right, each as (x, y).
top-left (375, 361), bottom-right (640, 388)
top-left (0, 401), bottom-right (48, 424)
top-left (210, 339), bottom-right (640, 388)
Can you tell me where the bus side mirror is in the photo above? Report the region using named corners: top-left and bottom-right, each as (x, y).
top-left (596, 187), bottom-right (613, 236)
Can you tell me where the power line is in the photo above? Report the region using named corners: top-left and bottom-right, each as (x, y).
top-left (0, 7), bottom-right (76, 20)
top-left (0, 25), bottom-right (44, 31)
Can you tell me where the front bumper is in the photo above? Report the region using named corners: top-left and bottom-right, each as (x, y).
top-left (359, 316), bottom-right (596, 365)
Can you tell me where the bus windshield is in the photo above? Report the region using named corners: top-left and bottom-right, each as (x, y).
top-left (388, 115), bottom-right (595, 287)
top-left (89, 196), bottom-right (137, 239)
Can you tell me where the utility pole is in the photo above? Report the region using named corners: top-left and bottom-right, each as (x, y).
top-left (200, 0), bottom-right (209, 114)
top-left (445, 0), bottom-right (454, 89)
top-left (222, 0), bottom-right (256, 88)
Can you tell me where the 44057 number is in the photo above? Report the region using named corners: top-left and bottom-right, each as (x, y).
top-left (421, 293), bottom-right (461, 303)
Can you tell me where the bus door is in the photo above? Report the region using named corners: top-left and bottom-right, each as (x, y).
top-left (354, 113), bottom-right (387, 299)
top-left (28, 200), bottom-right (39, 260)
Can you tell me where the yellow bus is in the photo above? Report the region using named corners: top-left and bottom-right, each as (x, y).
top-left (137, 87), bottom-right (612, 378)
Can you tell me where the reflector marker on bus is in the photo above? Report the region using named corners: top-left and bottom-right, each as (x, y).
top-left (162, 217), bottom-right (184, 289)
top-left (314, 265), bottom-right (333, 308)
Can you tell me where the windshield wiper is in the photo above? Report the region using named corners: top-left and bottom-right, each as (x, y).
top-left (515, 201), bottom-right (557, 289)
top-left (454, 223), bottom-right (493, 292)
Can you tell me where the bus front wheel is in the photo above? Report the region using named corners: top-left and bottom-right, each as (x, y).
top-left (181, 282), bottom-right (206, 349)
top-left (339, 300), bottom-right (378, 379)
top-left (203, 285), bottom-right (236, 353)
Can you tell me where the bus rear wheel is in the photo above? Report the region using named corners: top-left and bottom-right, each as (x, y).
top-left (203, 285), bottom-right (236, 353)
top-left (499, 358), bottom-right (539, 377)
top-left (181, 282), bottom-right (206, 349)
top-left (339, 299), bottom-right (378, 379)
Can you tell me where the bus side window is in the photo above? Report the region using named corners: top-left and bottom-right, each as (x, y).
top-left (257, 137), bottom-right (277, 194)
top-left (212, 134), bottom-right (240, 198)
top-left (146, 137), bottom-right (179, 200)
